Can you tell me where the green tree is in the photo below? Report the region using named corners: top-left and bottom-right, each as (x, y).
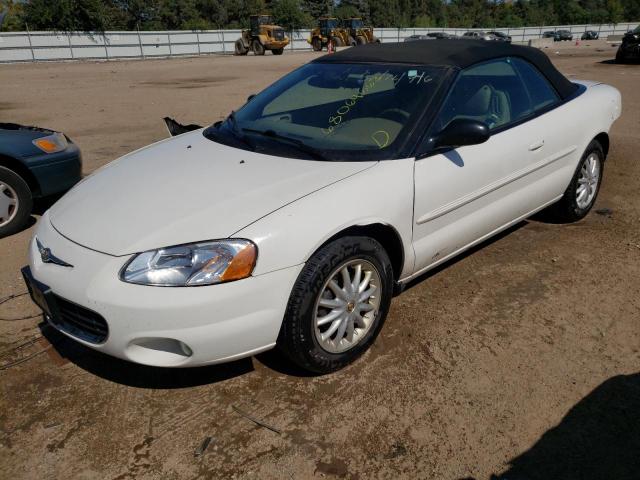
top-left (606, 0), bottom-right (624, 23)
top-left (22, 0), bottom-right (111, 31)
top-left (305, 0), bottom-right (333, 18)
top-left (271, 0), bottom-right (313, 29)
top-left (0, 0), bottom-right (25, 30)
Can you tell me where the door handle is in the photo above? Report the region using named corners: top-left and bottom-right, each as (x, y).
top-left (528, 140), bottom-right (545, 151)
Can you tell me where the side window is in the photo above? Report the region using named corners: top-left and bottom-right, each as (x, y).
top-left (433, 57), bottom-right (534, 132)
top-left (511, 57), bottom-right (560, 111)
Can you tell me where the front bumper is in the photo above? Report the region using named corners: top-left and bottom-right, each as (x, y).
top-left (23, 143), bottom-right (82, 198)
top-left (27, 212), bottom-right (302, 367)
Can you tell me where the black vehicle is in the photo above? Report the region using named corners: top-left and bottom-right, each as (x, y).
top-left (542, 31), bottom-right (557, 39)
top-left (581, 30), bottom-right (600, 40)
top-left (0, 124), bottom-right (82, 237)
top-left (616, 26), bottom-right (640, 63)
top-left (555, 30), bottom-right (573, 41)
top-left (487, 31), bottom-right (512, 43)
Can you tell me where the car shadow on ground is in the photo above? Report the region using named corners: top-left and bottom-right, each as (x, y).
top-left (485, 372), bottom-right (640, 480)
top-left (40, 323), bottom-right (256, 388)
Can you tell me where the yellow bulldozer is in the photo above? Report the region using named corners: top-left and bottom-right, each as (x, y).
top-left (235, 15), bottom-right (289, 56)
top-left (341, 18), bottom-right (379, 45)
top-left (308, 17), bottom-right (352, 51)
top-left (308, 17), bottom-right (379, 51)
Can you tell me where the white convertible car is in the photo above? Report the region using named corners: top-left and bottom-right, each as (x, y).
top-left (23, 40), bottom-right (621, 373)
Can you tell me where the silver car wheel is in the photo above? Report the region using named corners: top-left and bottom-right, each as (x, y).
top-left (576, 153), bottom-right (601, 210)
top-left (314, 259), bottom-right (382, 354)
top-left (0, 182), bottom-right (18, 228)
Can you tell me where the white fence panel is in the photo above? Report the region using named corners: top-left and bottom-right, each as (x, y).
top-left (1, 22), bottom-right (637, 63)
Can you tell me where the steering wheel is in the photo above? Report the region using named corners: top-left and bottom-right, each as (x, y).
top-left (379, 108), bottom-right (410, 124)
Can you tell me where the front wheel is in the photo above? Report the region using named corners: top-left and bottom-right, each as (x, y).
top-left (278, 236), bottom-right (394, 373)
top-left (0, 166), bottom-right (32, 238)
top-left (311, 37), bottom-right (322, 51)
top-left (356, 35), bottom-right (367, 45)
top-left (271, 47), bottom-right (284, 55)
top-left (547, 140), bottom-right (604, 222)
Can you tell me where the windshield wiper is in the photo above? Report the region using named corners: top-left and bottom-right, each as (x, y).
top-left (224, 111), bottom-right (255, 151)
top-left (241, 128), bottom-right (330, 161)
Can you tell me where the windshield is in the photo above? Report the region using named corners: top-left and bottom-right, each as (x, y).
top-left (259, 16), bottom-right (273, 25)
top-left (323, 19), bottom-right (338, 29)
top-left (350, 19), bottom-right (364, 28)
top-left (205, 62), bottom-right (447, 161)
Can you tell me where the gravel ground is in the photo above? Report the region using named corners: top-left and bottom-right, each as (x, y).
top-left (1, 40), bottom-right (639, 480)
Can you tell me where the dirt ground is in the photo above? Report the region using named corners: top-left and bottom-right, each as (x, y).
top-left (1, 40), bottom-right (639, 480)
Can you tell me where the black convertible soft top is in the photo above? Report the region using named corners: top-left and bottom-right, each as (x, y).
top-left (313, 39), bottom-right (577, 99)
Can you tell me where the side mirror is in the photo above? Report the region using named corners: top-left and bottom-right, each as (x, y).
top-left (247, 94), bottom-right (256, 103)
top-left (432, 119), bottom-right (490, 150)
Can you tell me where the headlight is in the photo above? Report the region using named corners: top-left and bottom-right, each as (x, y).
top-left (120, 240), bottom-right (257, 286)
top-left (32, 132), bottom-right (69, 154)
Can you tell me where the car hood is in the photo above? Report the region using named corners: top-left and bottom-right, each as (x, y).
top-left (49, 130), bottom-right (376, 256)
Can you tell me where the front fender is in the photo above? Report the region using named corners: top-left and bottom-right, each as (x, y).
top-left (234, 158), bottom-right (416, 278)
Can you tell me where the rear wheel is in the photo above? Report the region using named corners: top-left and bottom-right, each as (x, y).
top-left (278, 236), bottom-right (393, 373)
top-left (252, 39), bottom-right (265, 55)
top-left (311, 37), bottom-right (322, 51)
top-left (615, 48), bottom-right (626, 63)
top-left (356, 35), bottom-right (367, 45)
top-left (0, 166), bottom-right (32, 238)
top-left (234, 39), bottom-right (248, 55)
top-left (272, 47), bottom-right (284, 55)
top-left (546, 140), bottom-right (604, 222)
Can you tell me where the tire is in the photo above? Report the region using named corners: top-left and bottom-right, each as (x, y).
top-left (278, 236), bottom-right (394, 374)
top-left (234, 39), bottom-right (248, 56)
top-left (311, 37), bottom-right (322, 52)
top-left (546, 140), bottom-right (605, 222)
top-left (331, 36), bottom-right (343, 48)
top-left (271, 47), bottom-right (284, 55)
top-left (252, 39), bottom-right (265, 56)
top-left (356, 35), bottom-right (367, 45)
top-left (0, 166), bottom-right (33, 238)
top-left (615, 48), bottom-right (626, 64)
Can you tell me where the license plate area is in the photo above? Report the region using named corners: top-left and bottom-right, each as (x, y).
top-left (21, 266), bottom-right (54, 318)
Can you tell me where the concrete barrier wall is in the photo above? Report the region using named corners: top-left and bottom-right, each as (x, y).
top-left (0, 22), bottom-right (637, 63)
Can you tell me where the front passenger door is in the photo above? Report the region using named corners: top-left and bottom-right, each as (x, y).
top-left (411, 57), bottom-right (544, 275)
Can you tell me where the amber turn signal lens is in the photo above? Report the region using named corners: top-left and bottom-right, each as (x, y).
top-left (33, 138), bottom-right (59, 153)
top-left (220, 243), bottom-right (257, 282)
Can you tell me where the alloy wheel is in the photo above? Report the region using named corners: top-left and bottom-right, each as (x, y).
top-left (313, 259), bottom-right (382, 353)
top-left (576, 152), bottom-right (601, 209)
top-left (0, 182), bottom-right (18, 227)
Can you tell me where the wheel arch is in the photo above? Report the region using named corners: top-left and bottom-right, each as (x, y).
top-left (314, 222), bottom-right (405, 282)
top-left (593, 132), bottom-right (610, 158)
top-left (0, 154), bottom-right (39, 196)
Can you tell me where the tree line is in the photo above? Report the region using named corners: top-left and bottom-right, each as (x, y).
top-left (0, 0), bottom-right (638, 32)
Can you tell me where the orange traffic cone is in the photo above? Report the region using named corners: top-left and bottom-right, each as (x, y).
top-left (328, 40), bottom-right (334, 54)
top-left (575, 38), bottom-right (580, 46)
